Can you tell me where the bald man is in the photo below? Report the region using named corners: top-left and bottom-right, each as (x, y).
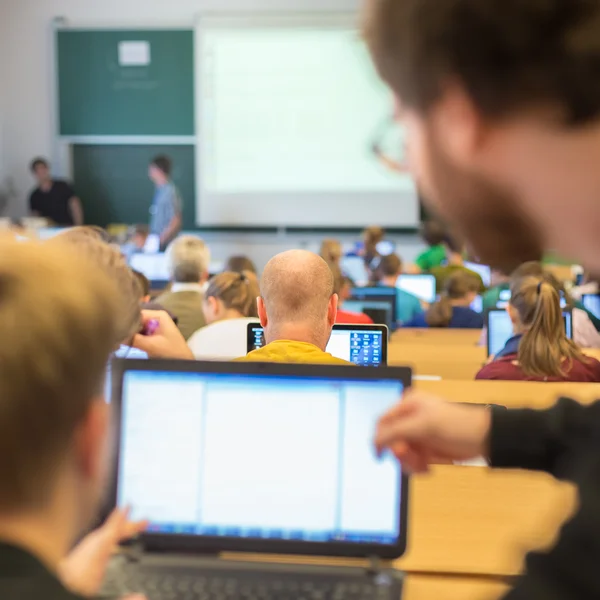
top-left (239, 250), bottom-right (351, 364)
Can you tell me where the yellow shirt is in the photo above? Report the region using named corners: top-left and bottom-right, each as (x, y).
top-left (238, 340), bottom-right (352, 365)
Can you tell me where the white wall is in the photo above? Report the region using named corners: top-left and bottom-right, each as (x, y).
top-left (1, 0), bottom-right (361, 215)
top-left (0, 0), bottom-right (425, 262)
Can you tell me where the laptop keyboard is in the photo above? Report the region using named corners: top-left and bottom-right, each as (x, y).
top-left (102, 560), bottom-right (401, 600)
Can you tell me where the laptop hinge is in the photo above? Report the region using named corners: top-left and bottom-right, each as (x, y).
top-left (366, 555), bottom-right (382, 576)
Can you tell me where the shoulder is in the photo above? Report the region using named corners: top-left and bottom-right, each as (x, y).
top-left (476, 356), bottom-right (519, 380)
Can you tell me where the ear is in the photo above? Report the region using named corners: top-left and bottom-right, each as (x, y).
top-left (431, 84), bottom-right (487, 168)
top-left (328, 294), bottom-right (339, 327)
top-left (257, 297), bottom-right (268, 327)
top-left (73, 398), bottom-right (109, 484)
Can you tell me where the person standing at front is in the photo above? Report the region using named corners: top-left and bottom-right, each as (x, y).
top-left (148, 155), bottom-right (182, 251)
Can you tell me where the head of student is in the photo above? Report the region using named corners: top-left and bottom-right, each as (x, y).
top-left (330, 263), bottom-right (354, 303)
top-left (320, 239), bottom-right (343, 266)
top-left (203, 271), bottom-right (260, 325)
top-left (362, 0), bottom-right (600, 273)
top-left (51, 226), bottom-right (142, 346)
top-left (508, 272), bottom-right (585, 377)
top-left (420, 220), bottom-right (447, 249)
top-left (166, 235), bottom-right (211, 285)
top-left (363, 226), bottom-right (385, 257)
top-left (0, 237), bottom-right (121, 553)
top-left (426, 270), bottom-right (480, 327)
top-left (377, 253), bottom-right (403, 285)
top-left (30, 157), bottom-right (51, 185)
top-left (224, 255), bottom-right (258, 275)
top-left (148, 155), bottom-right (172, 186)
top-left (258, 250), bottom-right (337, 350)
top-left (132, 269), bottom-right (151, 304)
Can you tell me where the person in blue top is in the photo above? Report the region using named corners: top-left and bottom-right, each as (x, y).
top-left (375, 254), bottom-right (424, 324)
top-left (404, 270), bottom-right (483, 329)
top-left (148, 155), bottom-right (182, 251)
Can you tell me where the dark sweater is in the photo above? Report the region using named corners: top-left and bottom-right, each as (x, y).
top-left (403, 306), bottom-right (484, 329)
top-left (491, 400), bottom-right (600, 598)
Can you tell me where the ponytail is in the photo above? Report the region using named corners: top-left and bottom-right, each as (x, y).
top-left (511, 275), bottom-right (587, 377)
top-left (205, 271), bottom-right (260, 318)
top-left (425, 296), bottom-right (453, 327)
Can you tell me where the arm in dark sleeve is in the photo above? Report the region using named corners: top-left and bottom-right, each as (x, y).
top-left (490, 398), bottom-right (600, 481)
top-left (29, 191), bottom-right (39, 214)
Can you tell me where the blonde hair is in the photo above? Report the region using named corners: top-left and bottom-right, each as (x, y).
top-left (426, 271), bottom-right (480, 327)
top-left (320, 239), bottom-right (343, 265)
top-left (205, 271), bottom-right (259, 318)
top-left (510, 274), bottom-right (586, 377)
top-left (0, 237), bottom-right (120, 509)
top-left (167, 235), bottom-right (211, 283)
top-left (49, 227), bottom-right (141, 344)
top-left (363, 226), bottom-right (385, 257)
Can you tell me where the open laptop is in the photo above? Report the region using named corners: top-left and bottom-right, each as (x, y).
top-left (247, 323), bottom-right (388, 366)
top-left (347, 288), bottom-right (397, 330)
top-left (463, 261), bottom-right (492, 287)
top-left (396, 274), bottom-right (436, 304)
top-left (104, 360), bottom-right (410, 600)
top-left (582, 294), bottom-right (600, 320)
top-left (129, 252), bottom-right (171, 289)
top-left (486, 308), bottom-right (573, 356)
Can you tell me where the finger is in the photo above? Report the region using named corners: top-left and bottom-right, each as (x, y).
top-left (101, 508), bottom-right (129, 540)
top-left (374, 416), bottom-right (423, 454)
top-left (131, 333), bottom-right (155, 354)
top-left (376, 400), bottom-right (416, 429)
top-left (121, 519), bottom-right (150, 541)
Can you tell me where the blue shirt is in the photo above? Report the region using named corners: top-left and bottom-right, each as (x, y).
top-left (403, 306), bottom-right (484, 329)
top-left (494, 334), bottom-right (522, 359)
top-left (149, 182), bottom-right (182, 237)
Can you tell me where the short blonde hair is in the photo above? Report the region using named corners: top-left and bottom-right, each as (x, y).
top-left (49, 227), bottom-right (141, 343)
top-left (166, 235), bottom-right (211, 283)
top-left (0, 237), bottom-right (120, 509)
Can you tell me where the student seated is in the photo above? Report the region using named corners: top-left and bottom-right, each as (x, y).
top-left (330, 265), bottom-right (374, 324)
top-left (404, 271), bottom-right (484, 329)
top-left (430, 234), bottom-right (485, 294)
top-left (156, 235), bottom-right (210, 340)
top-left (320, 238), bottom-right (343, 267)
top-left (413, 219), bottom-right (447, 273)
top-left (0, 238), bottom-right (146, 600)
top-left (375, 254), bottom-right (424, 324)
top-left (224, 255), bottom-right (258, 275)
top-left (188, 271), bottom-right (260, 360)
top-left (477, 274), bottom-right (600, 382)
top-left (132, 268), bottom-right (151, 303)
top-left (238, 250), bottom-right (352, 364)
top-left (482, 269), bottom-right (511, 311)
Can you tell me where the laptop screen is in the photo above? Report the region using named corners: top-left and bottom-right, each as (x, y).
top-left (349, 288), bottom-right (397, 327)
top-left (487, 309), bottom-right (573, 356)
top-left (396, 274), bottom-right (436, 303)
top-left (129, 253), bottom-right (170, 288)
top-left (247, 324), bottom-right (387, 366)
top-left (582, 294), bottom-right (600, 320)
top-left (463, 262), bottom-right (491, 287)
top-left (115, 365), bottom-right (406, 551)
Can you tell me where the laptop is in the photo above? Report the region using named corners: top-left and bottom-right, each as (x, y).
top-left (341, 256), bottom-right (369, 286)
top-left (104, 359), bottom-right (410, 600)
top-left (463, 262), bottom-right (491, 287)
top-left (582, 294), bottom-right (600, 320)
top-left (486, 308), bottom-right (573, 356)
top-left (396, 274), bottom-right (436, 304)
top-left (129, 252), bottom-right (171, 289)
top-left (247, 323), bottom-right (389, 366)
top-left (348, 288), bottom-right (397, 330)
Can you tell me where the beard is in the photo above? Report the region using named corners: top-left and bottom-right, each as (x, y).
top-left (417, 129), bottom-right (545, 274)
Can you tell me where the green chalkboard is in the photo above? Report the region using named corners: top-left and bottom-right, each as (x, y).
top-left (72, 145), bottom-right (196, 228)
top-left (58, 30), bottom-right (194, 136)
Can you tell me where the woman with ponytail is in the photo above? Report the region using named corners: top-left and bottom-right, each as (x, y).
top-left (477, 273), bottom-right (600, 381)
top-left (187, 271), bottom-right (260, 360)
top-left (403, 271), bottom-right (483, 328)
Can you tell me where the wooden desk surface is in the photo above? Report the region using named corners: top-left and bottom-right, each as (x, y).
top-left (404, 574), bottom-right (509, 600)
